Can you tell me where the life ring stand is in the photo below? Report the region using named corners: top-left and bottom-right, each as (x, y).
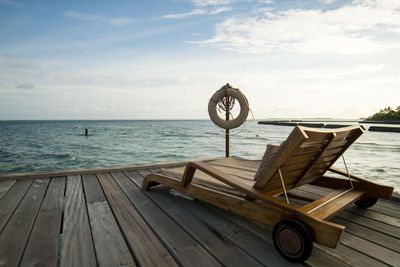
top-left (208, 84), bottom-right (249, 130)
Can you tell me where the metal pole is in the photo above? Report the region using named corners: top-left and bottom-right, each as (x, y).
top-left (225, 87), bottom-right (230, 158)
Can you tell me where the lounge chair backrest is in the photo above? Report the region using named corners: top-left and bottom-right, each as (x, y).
top-left (253, 125), bottom-right (364, 193)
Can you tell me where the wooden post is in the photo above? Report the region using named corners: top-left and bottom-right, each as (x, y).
top-left (225, 87), bottom-right (230, 158)
top-left (85, 129), bottom-right (88, 136)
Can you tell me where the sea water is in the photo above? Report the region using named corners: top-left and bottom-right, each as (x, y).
top-left (0, 120), bottom-right (399, 193)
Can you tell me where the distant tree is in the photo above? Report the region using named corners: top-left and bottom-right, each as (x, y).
top-left (368, 106), bottom-right (400, 121)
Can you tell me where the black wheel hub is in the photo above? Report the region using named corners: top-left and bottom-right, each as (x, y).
top-left (273, 219), bottom-right (313, 263)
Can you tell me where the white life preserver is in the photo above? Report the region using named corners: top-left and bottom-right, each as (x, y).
top-left (208, 87), bottom-right (249, 129)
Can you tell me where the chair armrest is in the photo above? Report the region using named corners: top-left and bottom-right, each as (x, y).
top-left (320, 169), bottom-right (394, 199)
top-left (328, 167), bottom-right (364, 181)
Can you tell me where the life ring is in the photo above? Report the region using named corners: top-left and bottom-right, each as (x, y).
top-left (208, 87), bottom-right (249, 129)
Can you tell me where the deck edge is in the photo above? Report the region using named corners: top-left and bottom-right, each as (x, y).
top-left (0, 157), bottom-right (224, 181)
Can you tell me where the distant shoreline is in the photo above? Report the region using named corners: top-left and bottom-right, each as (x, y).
top-left (360, 120), bottom-right (400, 125)
top-left (258, 120), bottom-right (400, 133)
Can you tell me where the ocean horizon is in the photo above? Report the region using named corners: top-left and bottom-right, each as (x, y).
top-left (1, 120), bottom-right (399, 193)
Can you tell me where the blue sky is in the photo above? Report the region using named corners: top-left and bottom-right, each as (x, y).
top-left (1, 0), bottom-right (399, 119)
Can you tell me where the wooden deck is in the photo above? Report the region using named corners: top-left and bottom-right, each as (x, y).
top-left (0, 161), bottom-right (399, 267)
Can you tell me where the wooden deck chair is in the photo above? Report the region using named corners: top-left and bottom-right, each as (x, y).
top-left (142, 125), bottom-right (394, 263)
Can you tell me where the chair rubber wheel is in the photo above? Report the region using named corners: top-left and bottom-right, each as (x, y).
top-left (355, 195), bottom-right (377, 208)
top-left (273, 219), bottom-right (313, 263)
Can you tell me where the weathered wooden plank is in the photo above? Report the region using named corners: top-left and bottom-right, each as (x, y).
top-left (0, 178), bottom-right (49, 266)
top-left (339, 232), bottom-right (399, 266)
top-left (20, 177), bottom-right (66, 267)
top-left (338, 211), bottom-right (400, 239)
top-left (97, 172), bottom-right (177, 267)
top-left (140, 186), bottom-right (264, 267)
top-left (0, 179), bottom-right (33, 232)
top-left (332, 217), bottom-right (400, 253)
top-left (344, 205), bottom-right (400, 228)
top-left (82, 173), bottom-right (106, 203)
top-left (82, 174), bottom-right (136, 267)
top-left (319, 242), bottom-right (388, 267)
top-left (306, 245), bottom-right (354, 267)
top-left (0, 180), bottom-right (16, 199)
top-left (114, 171), bottom-right (222, 267)
top-left (87, 202), bottom-right (137, 266)
top-left (374, 198), bottom-right (400, 214)
top-left (366, 202), bottom-right (400, 219)
top-left (61, 175), bottom-right (96, 267)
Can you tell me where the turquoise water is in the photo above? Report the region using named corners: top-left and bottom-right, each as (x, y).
top-left (0, 120), bottom-right (399, 192)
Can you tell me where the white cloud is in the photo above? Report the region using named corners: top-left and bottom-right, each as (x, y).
top-left (192, 0), bottom-right (234, 6)
top-left (258, 0), bottom-right (274, 4)
top-left (196, 0), bottom-right (400, 54)
top-left (319, 0), bottom-right (337, 4)
top-left (160, 0), bottom-right (233, 19)
top-left (234, 63), bottom-right (400, 119)
top-left (161, 9), bottom-right (207, 19)
top-left (209, 6), bottom-right (232, 14)
top-left (64, 11), bottom-right (135, 26)
top-left (161, 6), bottom-right (232, 19)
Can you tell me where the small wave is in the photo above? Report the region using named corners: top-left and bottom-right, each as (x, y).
top-left (27, 144), bottom-right (42, 149)
top-left (155, 154), bottom-right (181, 160)
top-left (0, 150), bottom-right (14, 157)
top-left (240, 136), bottom-right (270, 141)
top-left (159, 132), bottom-right (193, 138)
top-left (39, 153), bottom-right (71, 159)
top-left (0, 150), bottom-right (20, 159)
top-left (357, 142), bottom-right (381, 146)
top-left (0, 163), bottom-right (35, 174)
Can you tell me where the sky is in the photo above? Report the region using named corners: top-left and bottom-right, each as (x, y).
top-left (0, 0), bottom-right (399, 120)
